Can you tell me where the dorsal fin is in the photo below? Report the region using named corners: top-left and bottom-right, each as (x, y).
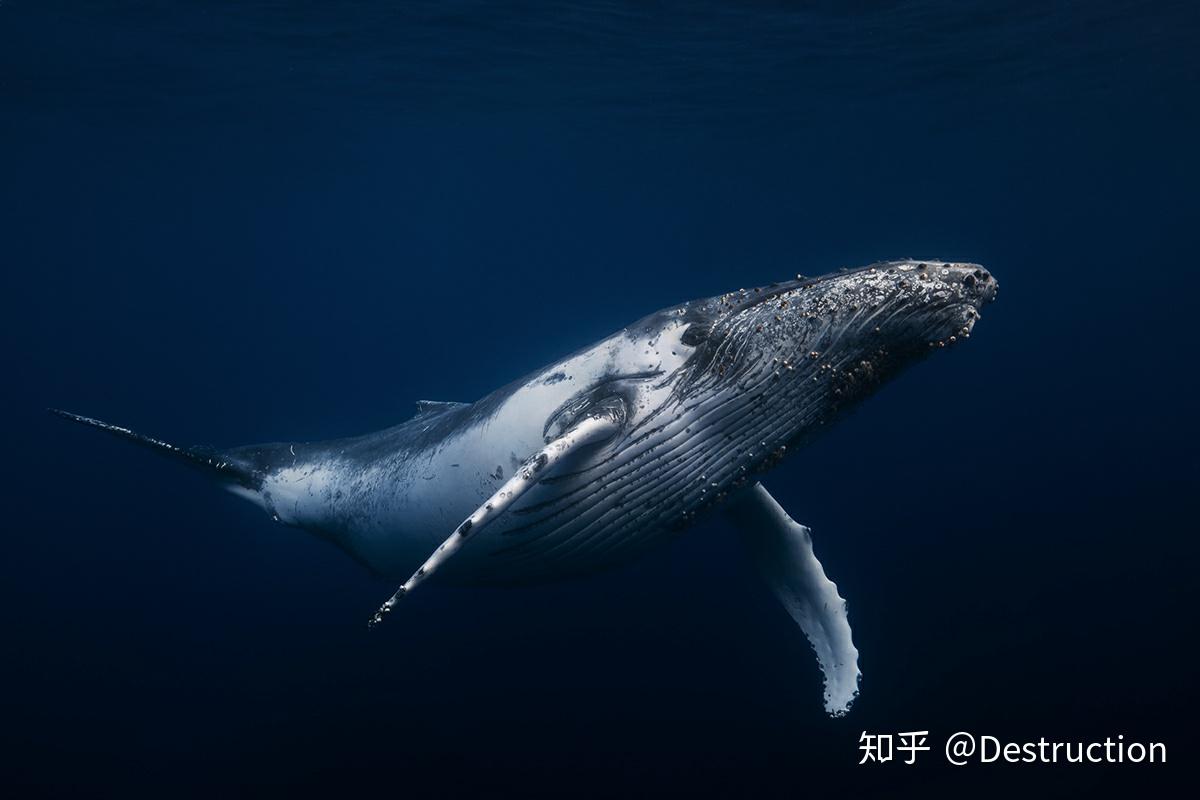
top-left (413, 400), bottom-right (467, 418)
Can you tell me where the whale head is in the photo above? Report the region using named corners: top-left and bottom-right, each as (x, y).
top-left (654, 260), bottom-right (998, 472)
top-left (707, 259), bottom-right (997, 383)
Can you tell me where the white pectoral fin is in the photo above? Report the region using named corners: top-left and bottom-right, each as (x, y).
top-left (728, 482), bottom-right (861, 716)
top-left (368, 409), bottom-right (623, 628)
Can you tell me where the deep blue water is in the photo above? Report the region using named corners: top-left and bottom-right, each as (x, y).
top-left (3, 1), bottom-right (1198, 796)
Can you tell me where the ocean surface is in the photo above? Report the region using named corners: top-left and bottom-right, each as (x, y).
top-left (2, 1), bottom-right (1197, 795)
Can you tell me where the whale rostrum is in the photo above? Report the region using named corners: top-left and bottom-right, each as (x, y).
top-left (53, 259), bottom-right (998, 716)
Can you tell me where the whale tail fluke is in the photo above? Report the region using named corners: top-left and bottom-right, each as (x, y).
top-left (48, 408), bottom-right (263, 489)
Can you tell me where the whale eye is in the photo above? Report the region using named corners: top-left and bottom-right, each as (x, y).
top-left (680, 324), bottom-right (710, 347)
top-left (680, 310), bottom-right (719, 346)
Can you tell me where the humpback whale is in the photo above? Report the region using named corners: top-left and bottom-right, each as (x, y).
top-left (53, 259), bottom-right (997, 715)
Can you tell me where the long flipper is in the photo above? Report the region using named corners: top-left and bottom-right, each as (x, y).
top-left (725, 482), bottom-right (861, 716)
top-left (368, 409), bottom-right (623, 627)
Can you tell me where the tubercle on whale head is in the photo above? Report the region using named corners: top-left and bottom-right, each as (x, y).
top-left (801, 259), bottom-right (997, 350)
top-left (684, 259), bottom-right (993, 355)
top-left (670, 259), bottom-right (998, 434)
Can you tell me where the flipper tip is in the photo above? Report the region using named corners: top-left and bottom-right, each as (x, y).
top-left (367, 604), bottom-right (390, 629)
top-left (367, 588), bottom-right (405, 629)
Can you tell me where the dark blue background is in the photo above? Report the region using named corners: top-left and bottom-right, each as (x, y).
top-left (3, 1), bottom-right (1197, 796)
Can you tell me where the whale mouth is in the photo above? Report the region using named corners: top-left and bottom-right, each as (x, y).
top-left (923, 300), bottom-right (986, 351)
top-left (910, 262), bottom-right (997, 349)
